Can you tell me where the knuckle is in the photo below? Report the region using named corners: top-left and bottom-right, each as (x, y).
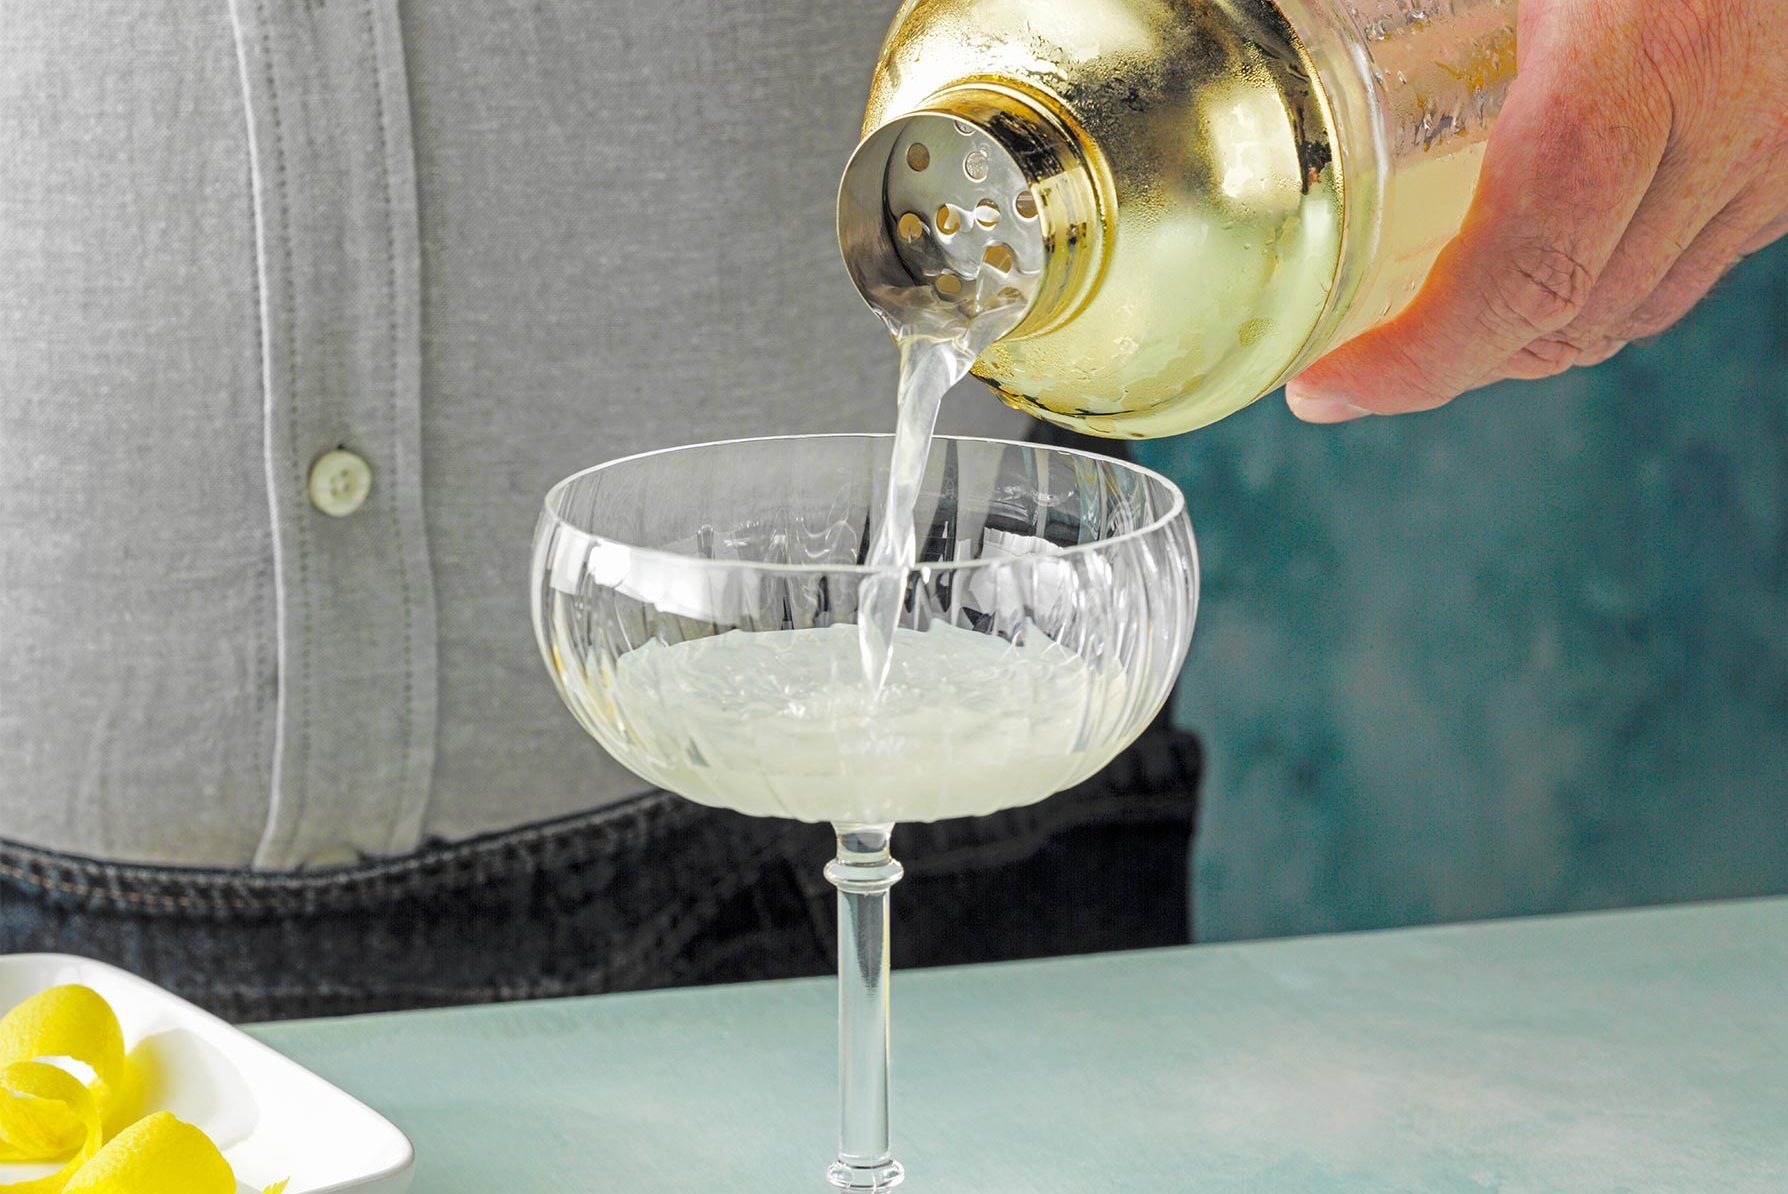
top-left (1506, 329), bottom-right (1624, 380)
top-left (1508, 343), bottom-right (1576, 381)
top-left (1484, 241), bottom-right (1597, 338)
top-left (1522, 335), bottom-right (1582, 372)
top-left (1548, 318), bottom-right (1614, 357)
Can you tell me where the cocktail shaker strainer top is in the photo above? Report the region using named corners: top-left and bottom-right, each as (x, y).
top-left (839, 0), bottom-right (1518, 439)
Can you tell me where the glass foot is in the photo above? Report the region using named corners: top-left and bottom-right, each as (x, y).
top-left (827, 1159), bottom-right (906, 1191)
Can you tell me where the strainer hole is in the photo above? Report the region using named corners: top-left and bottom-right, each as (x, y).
top-left (974, 200), bottom-right (1001, 228)
top-left (934, 205), bottom-right (962, 236)
top-left (952, 119), bottom-right (975, 136)
top-left (905, 143), bottom-right (931, 172)
top-left (963, 148), bottom-right (990, 182)
top-left (982, 242), bottom-right (1016, 273)
top-left (896, 212), bottom-right (926, 243)
top-left (934, 272), bottom-right (964, 299)
top-left (1014, 190), bottom-right (1038, 219)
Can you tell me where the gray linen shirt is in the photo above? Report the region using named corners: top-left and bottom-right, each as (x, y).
top-left (0, 0), bottom-right (1019, 869)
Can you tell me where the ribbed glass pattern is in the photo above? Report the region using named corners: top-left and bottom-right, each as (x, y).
top-left (533, 434), bottom-right (1197, 824)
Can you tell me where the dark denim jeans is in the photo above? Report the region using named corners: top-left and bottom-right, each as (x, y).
top-left (0, 724), bottom-right (1200, 1022)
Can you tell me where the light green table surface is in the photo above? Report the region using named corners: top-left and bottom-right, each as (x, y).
top-left (253, 898), bottom-right (1788, 1192)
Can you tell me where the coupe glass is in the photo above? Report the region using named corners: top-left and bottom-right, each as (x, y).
top-left (532, 433), bottom-right (1197, 1190)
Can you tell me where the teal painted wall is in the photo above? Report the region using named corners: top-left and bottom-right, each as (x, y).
top-left (1137, 241), bottom-right (1788, 943)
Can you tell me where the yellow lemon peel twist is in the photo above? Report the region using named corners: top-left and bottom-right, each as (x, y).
top-left (0, 1062), bottom-right (101, 1192)
top-left (0, 986), bottom-right (286, 1194)
top-left (0, 985), bottom-right (123, 1123)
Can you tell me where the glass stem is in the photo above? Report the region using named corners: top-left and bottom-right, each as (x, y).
top-left (824, 823), bottom-right (906, 1191)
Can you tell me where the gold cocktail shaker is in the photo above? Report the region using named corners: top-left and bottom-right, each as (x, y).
top-left (838, 0), bottom-right (1517, 438)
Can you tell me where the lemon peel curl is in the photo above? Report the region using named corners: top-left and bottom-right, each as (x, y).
top-left (0, 986), bottom-right (285, 1194)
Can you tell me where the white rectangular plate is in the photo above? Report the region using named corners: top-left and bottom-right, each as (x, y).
top-left (0, 953), bottom-right (414, 1194)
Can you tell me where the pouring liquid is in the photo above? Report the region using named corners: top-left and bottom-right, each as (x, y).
top-left (857, 308), bottom-right (1016, 691)
top-left (854, 120), bottom-right (1047, 691)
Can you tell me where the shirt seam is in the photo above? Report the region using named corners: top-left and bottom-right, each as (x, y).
top-left (232, 0), bottom-right (309, 871)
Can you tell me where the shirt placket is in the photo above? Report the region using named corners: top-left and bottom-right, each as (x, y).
top-left (229, 0), bottom-right (437, 869)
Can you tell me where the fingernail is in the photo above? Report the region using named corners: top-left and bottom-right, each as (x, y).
top-left (1287, 389), bottom-right (1373, 424)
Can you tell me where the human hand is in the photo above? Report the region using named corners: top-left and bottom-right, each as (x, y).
top-left (1286, 0), bottom-right (1788, 423)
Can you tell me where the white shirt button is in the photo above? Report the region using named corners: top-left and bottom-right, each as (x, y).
top-left (308, 449), bottom-right (373, 517)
